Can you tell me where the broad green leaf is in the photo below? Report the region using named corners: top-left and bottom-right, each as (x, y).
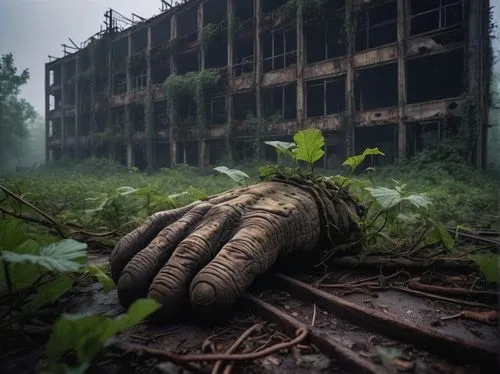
top-left (213, 166), bottom-right (250, 184)
top-left (292, 128), bottom-right (325, 164)
top-left (342, 148), bottom-right (385, 172)
top-left (86, 265), bottom-right (115, 293)
top-left (1, 239), bottom-right (43, 290)
top-left (471, 253), bottom-right (499, 283)
top-left (365, 186), bottom-right (403, 210)
top-left (29, 274), bottom-right (74, 310)
top-left (264, 141), bottom-right (296, 159)
top-left (47, 298), bottom-right (161, 367)
top-left (426, 222), bottom-right (455, 250)
top-left (405, 193), bottom-right (433, 209)
top-left (1, 239), bottom-right (87, 273)
top-left (0, 219), bottom-right (28, 251)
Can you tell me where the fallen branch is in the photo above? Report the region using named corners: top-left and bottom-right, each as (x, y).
top-left (275, 273), bottom-right (498, 368)
top-left (0, 184), bottom-right (64, 236)
top-left (388, 286), bottom-right (496, 309)
top-left (329, 256), bottom-right (476, 271)
top-left (408, 278), bottom-right (499, 304)
top-left (211, 323), bottom-right (263, 374)
top-left (116, 327), bottom-right (307, 364)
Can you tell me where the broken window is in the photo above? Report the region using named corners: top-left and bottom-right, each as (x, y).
top-left (177, 6), bottom-right (198, 38)
top-left (209, 96), bottom-right (227, 125)
top-left (152, 58), bottom-right (170, 84)
top-left (233, 91), bottom-right (256, 122)
top-left (407, 121), bottom-right (441, 156)
top-left (131, 68), bottom-right (147, 91)
top-left (112, 37), bottom-right (128, 70)
top-left (406, 49), bottom-right (464, 103)
top-left (113, 73), bottom-right (127, 95)
top-left (410, 0), bottom-right (463, 36)
top-left (305, 16), bottom-right (345, 62)
top-left (66, 61), bottom-right (77, 81)
top-left (233, 38), bottom-right (254, 76)
top-left (204, 0), bottom-right (227, 25)
top-left (177, 51), bottom-right (199, 75)
top-left (132, 27), bottom-right (148, 54)
top-left (262, 0), bottom-right (288, 14)
top-left (234, 0), bottom-right (254, 21)
top-left (151, 17), bottom-right (171, 46)
top-left (262, 28), bottom-right (297, 72)
top-left (49, 70), bottom-right (55, 86)
top-left (49, 95), bottom-right (55, 111)
top-left (354, 63), bottom-right (398, 111)
top-left (306, 76), bottom-right (346, 117)
top-left (355, 0), bottom-right (397, 52)
top-left (263, 84), bottom-right (297, 121)
top-left (153, 101), bottom-right (169, 130)
top-left (131, 102), bottom-right (145, 131)
top-left (206, 36), bottom-right (228, 69)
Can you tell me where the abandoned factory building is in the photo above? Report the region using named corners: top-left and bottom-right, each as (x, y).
top-left (45, 0), bottom-right (492, 170)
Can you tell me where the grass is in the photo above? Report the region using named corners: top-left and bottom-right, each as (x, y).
top-left (1, 155), bottom-right (498, 236)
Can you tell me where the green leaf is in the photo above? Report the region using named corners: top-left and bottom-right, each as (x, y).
top-left (1, 239), bottom-right (87, 273)
top-left (264, 141), bottom-right (296, 160)
top-left (29, 274), bottom-right (74, 310)
top-left (426, 221), bottom-right (455, 250)
top-left (47, 298), bottom-right (161, 367)
top-left (471, 253), bottom-right (499, 283)
top-left (259, 165), bottom-right (279, 178)
top-left (292, 128), bottom-right (325, 164)
top-left (342, 148), bottom-right (385, 172)
top-left (186, 185), bottom-right (208, 200)
top-left (213, 166), bottom-right (250, 184)
top-left (86, 265), bottom-right (115, 293)
top-left (365, 186), bottom-right (403, 210)
top-left (405, 193), bottom-right (433, 209)
top-left (0, 219), bottom-right (28, 251)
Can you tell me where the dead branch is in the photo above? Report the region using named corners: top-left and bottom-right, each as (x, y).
top-left (328, 256), bottom-right (476, 271)
top-left (211, 323), bottom-right (263, 374)
top-left (116, 327), bottom-right (307, 364)
top-left (408, 278), bottom-right (499, 303)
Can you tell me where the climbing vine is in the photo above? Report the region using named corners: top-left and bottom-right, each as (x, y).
top-left (164, 69), bottom-right (220, 133)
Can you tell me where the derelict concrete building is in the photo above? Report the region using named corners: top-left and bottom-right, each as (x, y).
top-left (45, 0), bottom-right (492, 170)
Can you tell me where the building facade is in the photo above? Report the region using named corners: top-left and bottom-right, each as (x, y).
top-left (45, 0), bottom-right (491, 170)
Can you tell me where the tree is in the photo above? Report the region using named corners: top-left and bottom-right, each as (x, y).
top-left (0, 53), bottom-right (37, 168)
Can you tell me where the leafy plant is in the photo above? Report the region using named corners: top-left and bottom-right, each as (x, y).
top-left (471, 253), bottom-right (499, 283)
top-left (214, 166), bottom-right (250, 185)
top-left (46, 298), bottom-right (160, 373)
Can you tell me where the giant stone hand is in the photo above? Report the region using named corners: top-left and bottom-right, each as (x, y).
top-left (109, 178), bottom-right (361, 320)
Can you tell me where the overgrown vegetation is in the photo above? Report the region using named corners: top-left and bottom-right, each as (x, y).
top-left (164, 69), bottom-right (221, 132)
top-left (1, 128), bottom-right (498, 372)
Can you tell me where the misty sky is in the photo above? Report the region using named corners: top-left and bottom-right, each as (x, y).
top-left (0, 0), bottom-right (499, 116)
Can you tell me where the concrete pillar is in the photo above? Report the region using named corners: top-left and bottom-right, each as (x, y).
top-left (145, 26), bottom-right (154, 171)
top-left (198, 2), bottom-right (206, 168)
top-left (60, 63), bottom-right (66, 158)
top-left (296, 3), bottom-right (305, 129)
top-left (169, 14), bottom-right (178, 167)
top-left (225, 0), bottom-right (234, 163)
top-left (344, 3), bottom-right (355, 158)
top-left (255, 0), bottom-right (263, 160)
top-left (107, 37), bottom-right (116, 162)
top-left (126, 31), bottom-right (134, 167)
top-left (44, 66), bottom-right (50, 164)
top-left (397, 0), bottom-right (407, 161)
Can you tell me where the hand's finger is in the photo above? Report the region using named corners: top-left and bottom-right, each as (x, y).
top-left (189, 194), bottom-right (321, 315)
top-left (147, 195), bottom-right (257, 319)
top-left (116, 202), bottom-right (213, 307)
top-left (110, 202), bottom-right (200, 282)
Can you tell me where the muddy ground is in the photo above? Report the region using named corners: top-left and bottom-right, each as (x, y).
top-left (1, 243), bottom-right (498, 374)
